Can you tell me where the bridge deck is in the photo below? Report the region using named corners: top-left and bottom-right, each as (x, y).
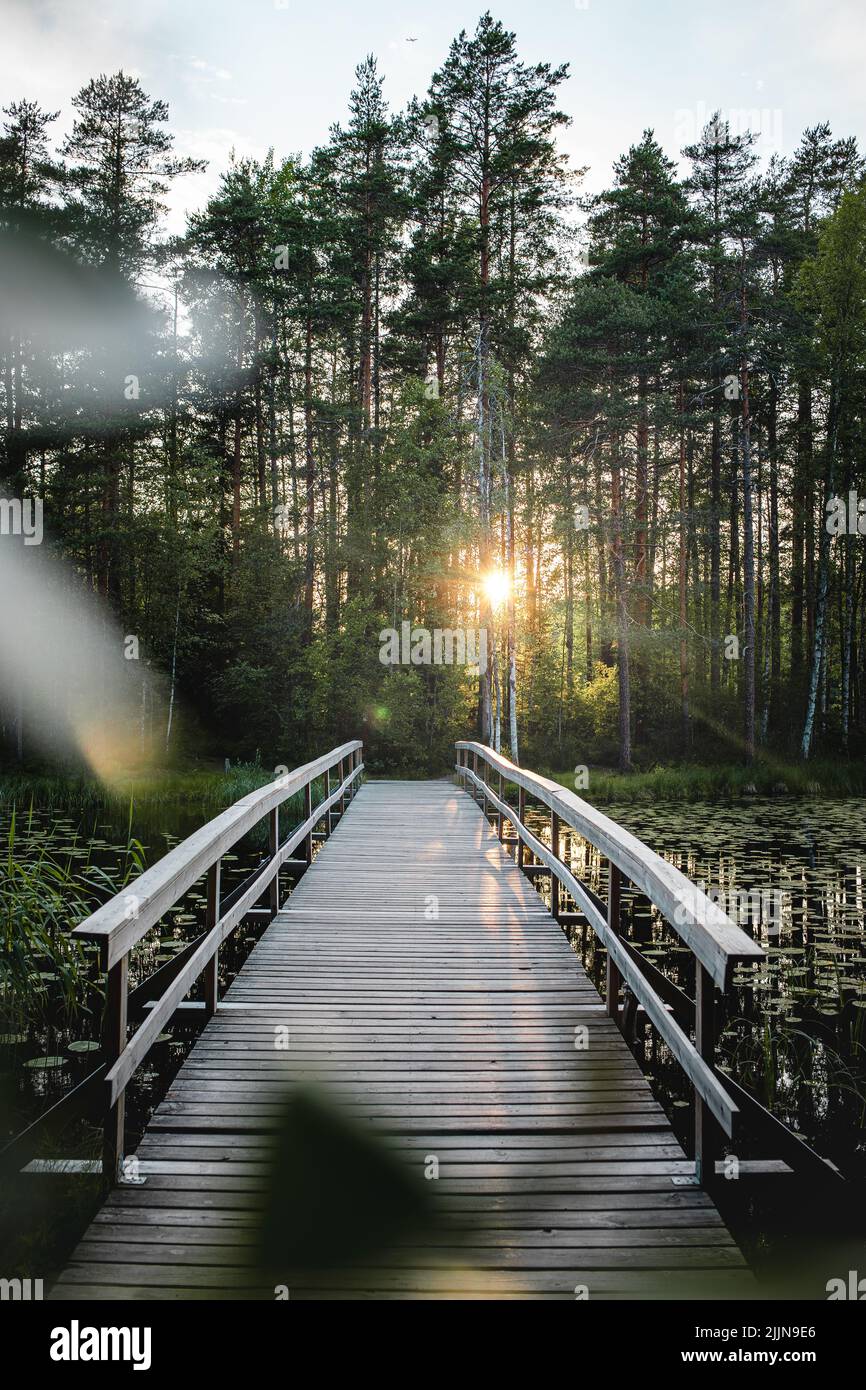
top-left (52, 780), bottom-right (752, 1299)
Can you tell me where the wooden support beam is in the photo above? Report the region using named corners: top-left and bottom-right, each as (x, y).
top-left (303, 783), bottom-right (313, 862)
top-left (268, 808), bottom-right (279, 915)
top-left (605, 863), bottom-right (622, 1021)
top-left (203, 860), bottom-right (220, 1019)
top-left (348, 749), bottom-right (357, 801)
top-left (102, 955), bottom-right (127, 1186)
top-left (550, 811), bottom-right (561, 920)
top-left (695, 964), bottom-right (720, 1186)
top-left (517, 787), bottom-right (526, 868)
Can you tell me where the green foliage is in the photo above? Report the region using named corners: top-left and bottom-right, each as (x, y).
top-left (362, 665), bottom-right (476, 775)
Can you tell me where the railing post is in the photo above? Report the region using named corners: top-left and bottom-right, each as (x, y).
top-left (605, 863), bottom-right (622, 1021)
top-left (268, 807), bottom-right (279, 915)
top-left (337, 757), bottom-right (345, 816)
top-left (204, 859), bottom-right (220, 1018)
top-left (102, 953), bottom-right (128, 1186)
top-left (517, 787), bottom-right (526, 869)
top-left (497, 773), bottom-right (505, 840)
top-left (550, 811), bottom-right (561, 919)
top-left (325, 767), bottom-right (332, 835)
top-left (695, 964), bottom-right (720, 1186)
top-left (303, 781), bottom-right (313, 863)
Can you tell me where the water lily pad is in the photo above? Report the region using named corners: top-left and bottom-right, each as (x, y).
top-left (68, 1040), bottom-right (100, 1054)
top-left (25, 1055), bottom-right (66, 1070)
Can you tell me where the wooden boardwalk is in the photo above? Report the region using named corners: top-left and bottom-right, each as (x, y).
top-left (52, 779), bottom-right (752, 1299)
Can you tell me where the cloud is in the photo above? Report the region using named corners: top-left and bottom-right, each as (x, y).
top-left (162, 126), bottom-right (267, 233)
top-left (0, 0), bottom-right (182, 134)
top-left (188, 56), bottom-right (233, 82)
top-left (791, 0), bottom-right (865, 93)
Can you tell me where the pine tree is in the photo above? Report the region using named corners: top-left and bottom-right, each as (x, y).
top-left (427, 11), bottom-right (569, 750)
top-left (587, 130), bottom-right (696, 745)
top-left (796, 184), bottom-right (866, 757)
top-left (62, 71), bottom-right (203, 275)
top-left (683, 115), bottom-right (757, 696)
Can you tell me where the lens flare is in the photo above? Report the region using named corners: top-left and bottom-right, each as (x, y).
top-left (482, 569), bottom-right (510, 609)
top-left (0, 536), bottom-right (165, 786)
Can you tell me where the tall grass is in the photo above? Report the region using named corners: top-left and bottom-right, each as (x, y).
top-left (546, 759), bottom-right (866, 803)
top-left (0, 805), bottom-right (145, 1025)
top-left (0, 762), bottom-right (278, 817)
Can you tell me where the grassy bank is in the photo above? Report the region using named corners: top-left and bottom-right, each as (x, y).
top-left (4, 756), bottom-right (864, 814)
top-left (0, 763), bottom-right (276, 817)
top-left (545, 758), bottom-right (866, 803)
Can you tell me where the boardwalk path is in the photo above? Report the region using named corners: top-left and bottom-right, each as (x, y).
top-left (52, 780), bottom-right (751, 1299)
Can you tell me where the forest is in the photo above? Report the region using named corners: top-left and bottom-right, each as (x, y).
top-left (2, 10), bottom-right (865, 779)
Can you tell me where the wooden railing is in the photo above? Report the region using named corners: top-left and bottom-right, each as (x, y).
top-left (73, 740), bottom-right (364, 1181)
top-left (455, 741), bottom-right (765, 1183)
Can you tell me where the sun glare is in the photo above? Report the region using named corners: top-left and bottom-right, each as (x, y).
top-left (482, 569), bottom-right (511, 609)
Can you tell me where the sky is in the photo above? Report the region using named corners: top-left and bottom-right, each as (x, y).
top-left (1, 0), bottom-right (864, 231)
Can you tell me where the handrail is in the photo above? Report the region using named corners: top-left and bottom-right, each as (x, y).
top-left (74, 740), bottom-right (363, 968)
top-left (455, 742), bottom-right (761, 988)
top-left (75, 739), bottom-right (364, 1182)
top-left (455, 741), bottom-right (765, 1179)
